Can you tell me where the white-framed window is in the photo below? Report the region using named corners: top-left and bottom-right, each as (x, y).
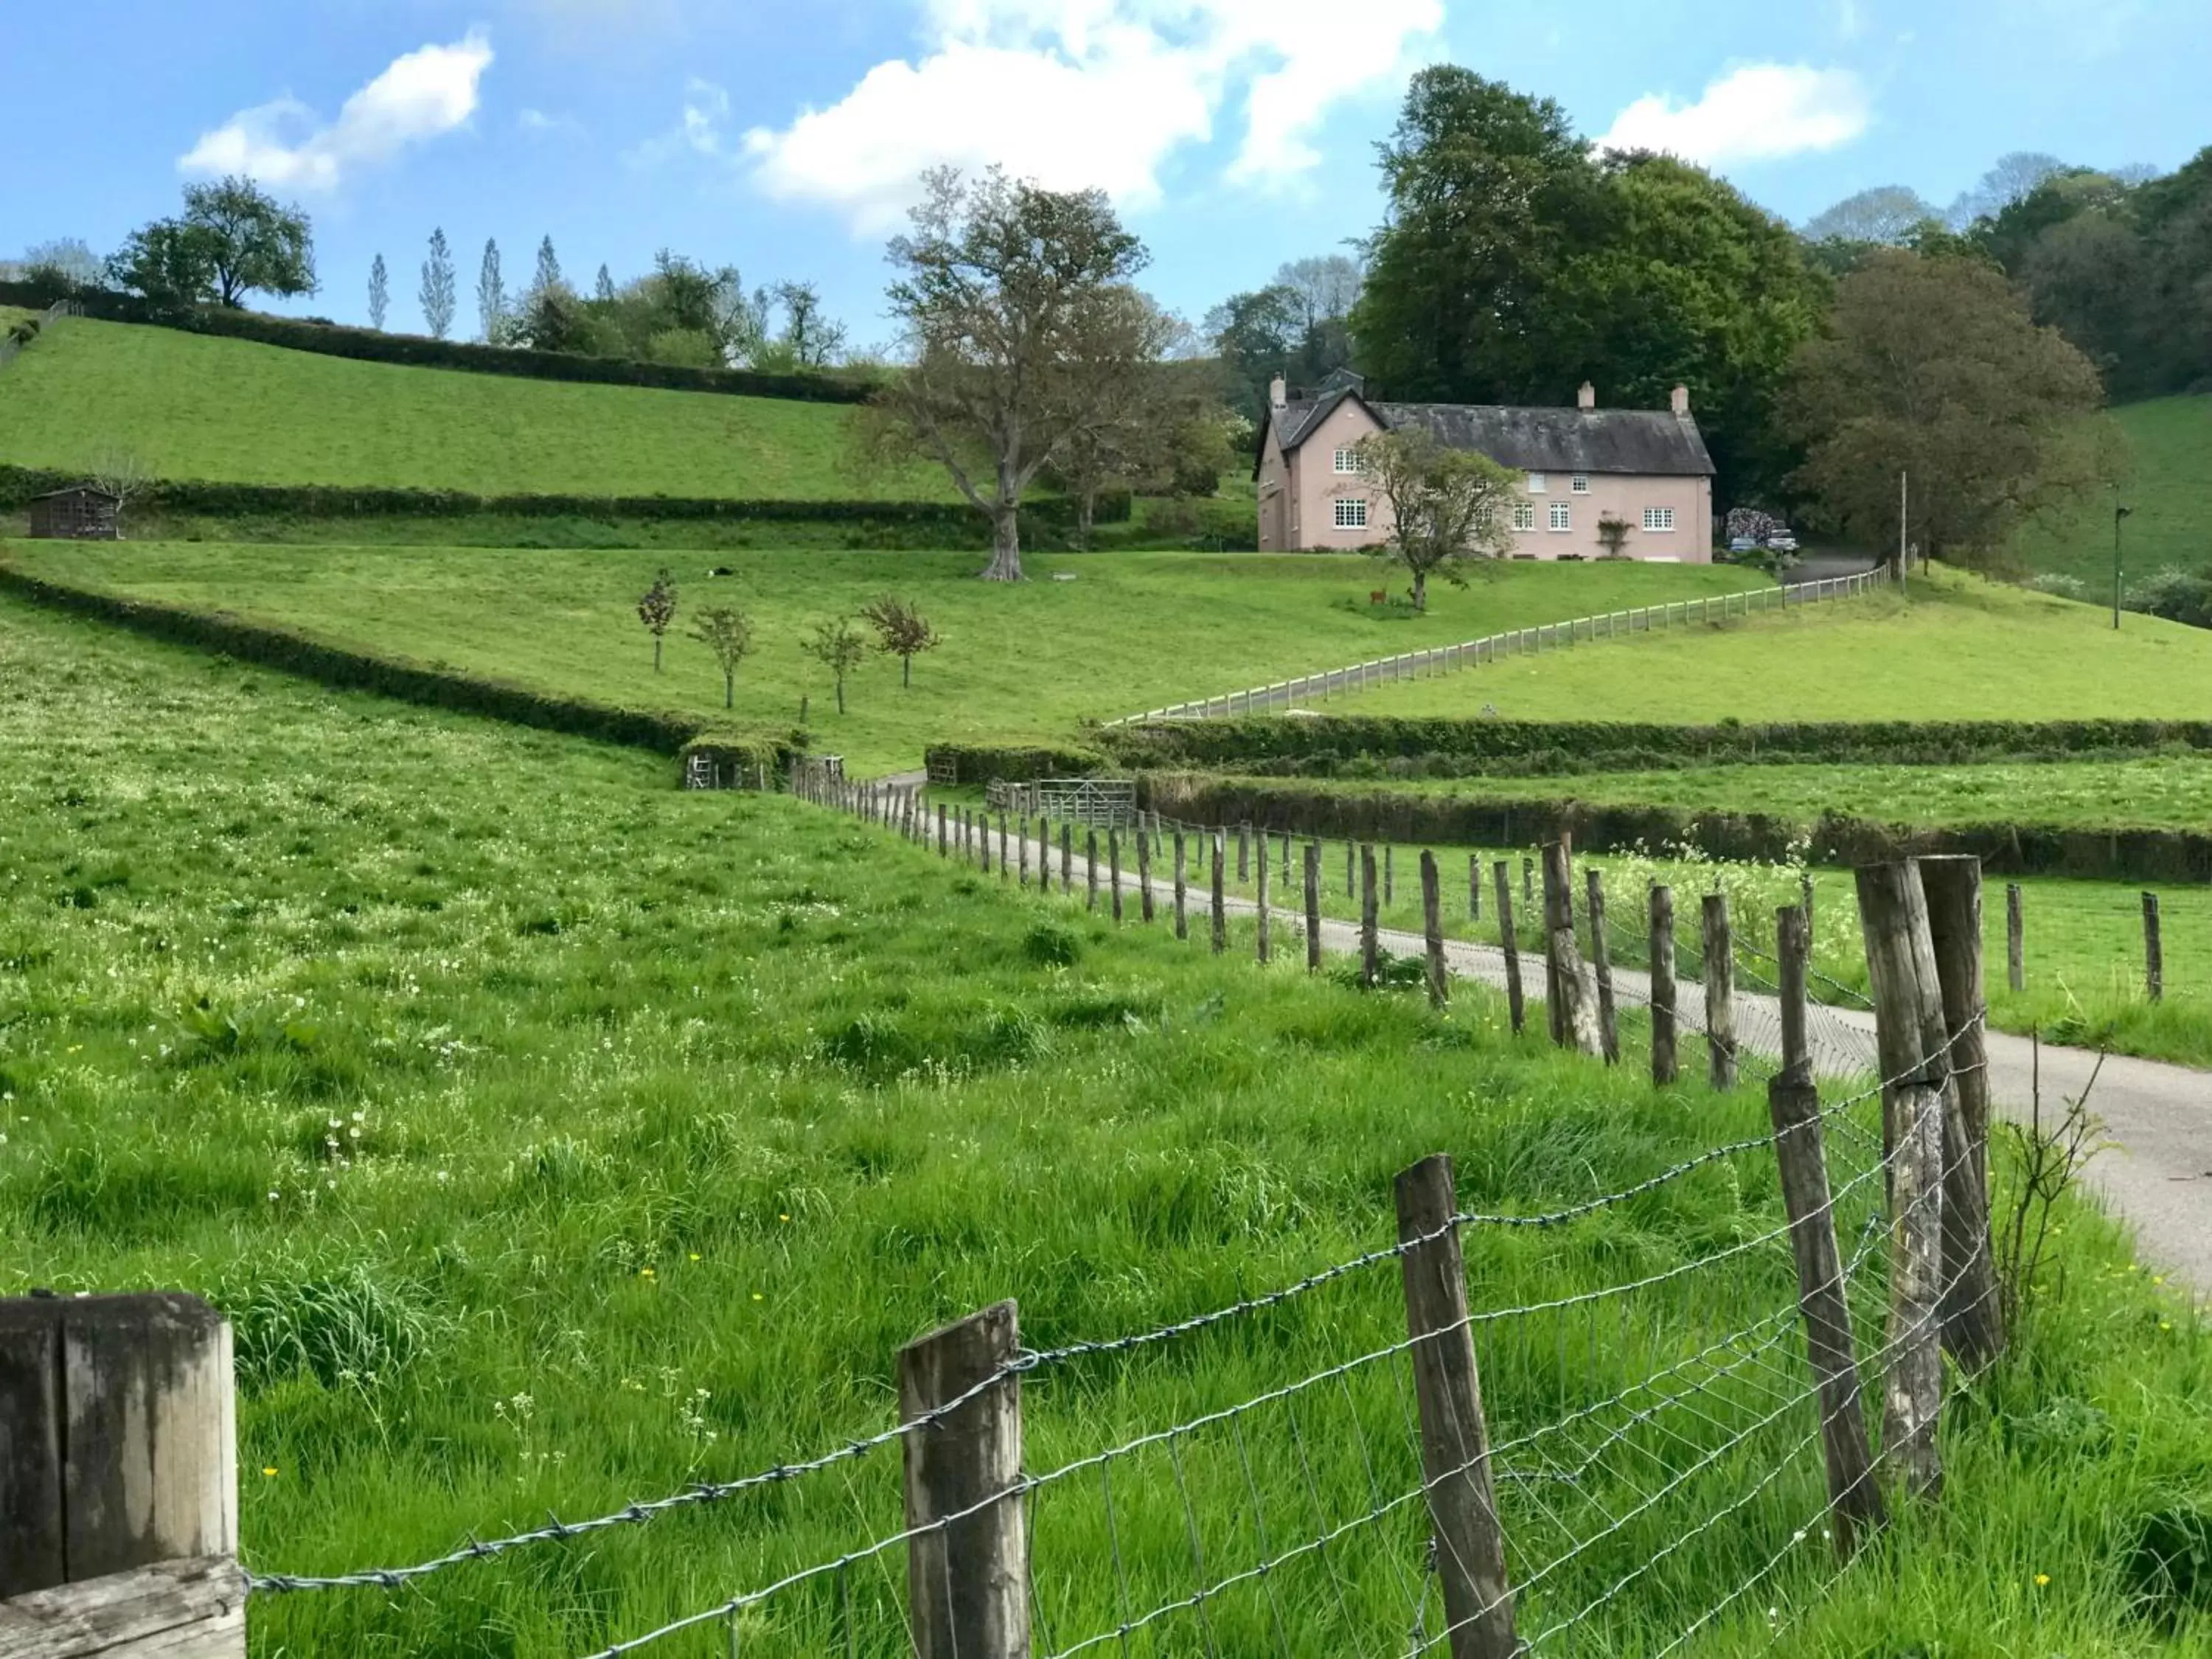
top-left (1571, 473), bottom-right (1590, 494)
top-left (1643, 507), bottom-right (1677, 532)
top-left (1549, 502), bottom-right (1572, 532)
top-left (1333, 498), bottom-right (1368, 530)
top-left (1527, 472), bottom-right (1549, 494)
top-left (1332, 447), bottom-right (1366, 475)
top-left (1512, 502), bottom-right (1537, 532)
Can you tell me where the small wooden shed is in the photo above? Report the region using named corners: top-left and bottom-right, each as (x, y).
top-left (27, 485), bottom-right (121, 540)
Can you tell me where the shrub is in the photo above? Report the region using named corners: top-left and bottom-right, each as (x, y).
top-left (924, 742), bottom-right (1109, 785)
top-left (2126, 567), bottom-right (2212, 630)
top-left (2027, 572), bottom-right (2088, 599)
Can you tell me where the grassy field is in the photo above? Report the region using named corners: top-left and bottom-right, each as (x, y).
top-left (0, 314), bottom-right (950, 499)
top-left (1284, 754), bottom-right (2212, 834)
top-left (2013, 396), bottom-right (2212, 588)
top-left (1319, 567), bottom-right (2212, 722)
top-left (0, 543), bottom-right (1764, 773)
top-left (4, 593), bottom-right (2207, 1656)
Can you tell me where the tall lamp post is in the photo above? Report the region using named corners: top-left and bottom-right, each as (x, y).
top-left (2113, 505), bottom-right (2134, 630)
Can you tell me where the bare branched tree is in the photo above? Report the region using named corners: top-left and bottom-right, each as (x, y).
top-left (89, 443), bottom-right (155, 538)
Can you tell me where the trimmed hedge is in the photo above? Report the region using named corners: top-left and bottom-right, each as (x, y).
top-left (1142, 774), bottom-right (2212, 885)
top-left (1101, 714), bottom-right (2212, 778)
top-left (0, 562), bottom-right (806, 772)
top-left (0, 464), bottom-right (1130, 537)
top-left (0, 279), bottom-right (874, 404)
top-left (924, 742), bottom-right (1110, 785)
top-left (679, 733), bottom-right (791, 788)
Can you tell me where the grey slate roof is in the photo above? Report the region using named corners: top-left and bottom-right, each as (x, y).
top-left (1270, 387), bottom-right (1715, 479)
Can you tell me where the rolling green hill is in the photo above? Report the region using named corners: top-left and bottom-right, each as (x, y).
top-left (2012, 395), bottom-right (2212, 588)
top-left (0, 545), bottom-right (1762, 773)
top-left (0, 314), bottom-right (951, 500)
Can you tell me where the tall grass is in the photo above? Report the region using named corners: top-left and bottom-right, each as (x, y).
top-left (1, 595), bottom-right (2205, 1655)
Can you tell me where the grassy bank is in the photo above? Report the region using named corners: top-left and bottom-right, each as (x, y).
top-left (4, 594), bottom-right (2205, 1655)
top-left (2, 543), bottom-right (1762, 773)
top-left (2012, 395), bottom-right (2212, 588)
top-left (1318, 568), bottom-right (2212, 722)
top-left (0, 313), bottom-right (947, 498)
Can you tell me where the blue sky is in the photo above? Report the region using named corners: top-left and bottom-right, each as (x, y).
top-left (6, 0), bottom-right (2207, 347)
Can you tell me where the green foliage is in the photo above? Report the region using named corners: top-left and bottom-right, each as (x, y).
top-left (800, 614), bottom-right (867, 713)
top-left (636, 568), bottom-right (678, 671)
top-left (1782, 250), bottom-right (2112, 561)
top-left (2010, 396), bottom-right (2212, 588)
top-left (0, 278), bottom-right (873, 404)
top-left (108, 175), bottom-right (316, 309)
top-left (689, 606), bottom-right (756, 708)
top-left (923, 742), bottom-right (1110, 785)
top-left (1354, 425), bottom-right (1518, 608)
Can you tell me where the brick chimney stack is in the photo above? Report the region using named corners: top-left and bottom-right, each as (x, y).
top-left (1270, 375), bottom-right (1288, 412)
top-left (1671, 384), bottom-right (1691, 417)
top-left (1577, 382), bottom-right (1596, 412)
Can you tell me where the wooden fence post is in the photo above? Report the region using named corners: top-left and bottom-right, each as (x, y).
top-left (899, 1301), bottom-right (1029, 1659)
top-left (1469, 855), bottom-right (1482, 922)
top-left (1346, 841), bottom-right (1354, 900)
top-left (1918, 856), bottom-right (2006, 1372)
top-left (1211, 833), bottom-right (1228, 955)
top-left (1394, 1158), bottom-right (1517, 1659)
top-left (1360, 845), bottom-right (1381, 987)
top-left (998, 815), bottom-right (1009, 882)
top-left (1801, 872), bottom-right (1816, 942)
top-left (937, 804), bottom-right (948, 858)
top-left (1543, 842), bottom-right (1602, 1057)
top-left (2006, 883), bottom-right (2024, 993)
top-left (1421, 851), bottom-right (1447, 1009)
top-left (1521, 857), bottom-right (1534, 910)
top-left (1586, 868), bottom-right (1618, 1065)
top-left (0, 1293), bottom-right (245, 1655)
top-left (1492, 860), bottom-right (1526, 1036)
top-left (2143, 892), bottom-right (2163, 1001)
top-left (1137, 831), bottom-right (1155, 923)
top-left (1649, 885), bottom-right (1678, 1086)
top-left (1060, 825), bottom-right (1073, 897)
top-left (1703, 894), bottom-right (1737, 1090)
top-left (1280, 832), bottom-right (1292, 889)
top-left (1109, 831), bottom-right (1123, 922)
top-left (1384, 844), bottom-right (1395, 909)
top-left (1304, 843), bottom-right (1322, 973)
top-left (1256, 849), bottom-right (1271, 964)
top-left (1173, 834), bottom-right (1189, 941)
top-left (1767, 910), bottom-right (1885, 1561)
top-left (1086, 832), bottom-right (1099, 912)
top-left (1853, 860), bottom-right (1947, 1500)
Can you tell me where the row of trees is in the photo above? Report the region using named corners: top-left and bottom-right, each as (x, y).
top-left (383, 232), bottom-right (849, 370)
top-left (633, 571), bottom-right (942, 714)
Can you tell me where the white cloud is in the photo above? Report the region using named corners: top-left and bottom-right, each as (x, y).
top-left (179, 32), bottom-right (495, 190)
top-left (627, 78), bottom-right (733, 165)
top-left (738, 0), bottom-right (1442, 234)
top-left (1596, 63), bottom-right (1871, 169)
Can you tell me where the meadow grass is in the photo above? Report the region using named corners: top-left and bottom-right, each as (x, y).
top-left (0, 315), bottom-right (950, 498)
top-left (1, 543), bottom-right (1763, 773)
top-left (2013, 395), bottom-right (2212, 588)
top-left (1317, 566), bottom-right (2212, 723)
top-left (1066, 813), bottom-right (2212, 1068)
top-left (4, 595), bottom-right (2206, 1655)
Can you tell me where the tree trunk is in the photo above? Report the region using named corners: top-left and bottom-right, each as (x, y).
top-left (835, 676), bottom-right (846, 715)
top-left (903, 654), bottom-right (913, 689)
top-left (1412, 568), bottom-right (1427, 612)
top-left (724, 673), bottom-right (734, 710)
top-left (653, 636), bottom-right (663, 672)
top-left (1077, 489), bottom-right (1096, 553)
top-left (979, 493), bottom-right (1023, 582)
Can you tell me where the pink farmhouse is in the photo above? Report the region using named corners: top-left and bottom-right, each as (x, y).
top-left (1256, 371), bottom-right (1715, 562)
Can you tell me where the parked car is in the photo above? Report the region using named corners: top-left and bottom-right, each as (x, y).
top-left (1764, 529), bottom-right (1800, 554)
top-left (1728, 536), bottom-right (1761, 554)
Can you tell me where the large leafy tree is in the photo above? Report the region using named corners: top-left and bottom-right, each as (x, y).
top-left (1781, 250), bottom-right (2112, 566)
top-left (1353, 69), bottom-right (1607, 404)
top-left (1204, 254), bottom-right (1363, 422)
top-left (108, 176), bottom-right (314, 308)
top-left (868, 167), bottom-right (1150, 582)
top-left (1354, 426), bottom-right (1517, 611)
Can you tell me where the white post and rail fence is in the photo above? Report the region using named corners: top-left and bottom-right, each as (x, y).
top-left (1107, 569), bottom-right (1882, 726)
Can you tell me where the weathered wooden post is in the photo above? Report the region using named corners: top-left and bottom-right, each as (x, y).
top-left (998, 815), bottom-right (1009, 882)
top-left (1237, 824), bottom-right (1250, 885)
top-left (1801, 871), bottom-right (1816, 942)
top-left (2143, 892), bottom-right (2163, 1002)
top-left (1346, 841), bottom-right (1354, 900)
top-left (2006, 883), bottom-right (2025, 992)
top-left (1586, 867), bottom-right (1619, 1065)
top-left (1767, 909), bottom-right (1885, 1561)
top-left (1211, 833), bottom-right (1228, 955)
top-left (1492, 860), bottom-right (1526, 1036)
top-left (1384, 844), bottom-right (1395, 909)
top-left (1421, 851), bottom-right (1447, 1009)
top-left (1543, 842), bottom-right (1603, 1057)
top-left (1060, 825), bottom-right (1073, 897)
top-left (1173, 833), bottom-right (1189, 941)
top-left (0, 1293), bottom-right (245, 1656)
top-left (1086, 831), bottom-right (1099, 912)
top-left (1854, 860), bottom-right (1947, 1500)
top-left (1395, 1158), bottom-right (1517, 1659)
top-left (938, 804), bottom-right (949, 858)
top-left (1649, 885), bottom-right (1679, 1086)
top-left (1136, 831), bottom-right (1155, 923)
top-left (1256, 847), bottom-right (1271, 964)
top-left (1703, 894), bottom-right (1737, 1089)
top-left (1360, 845), bottom-right (1381, 988)
top-left (898, 1301), bottom-right (1029, 1659)
top-left (1918, 856), bottom-right (2006, 1372)
top-left (1280, 832), bottom-right (1292, 888)
top-left (1522, 856), bottom-right (1534, 909)
top-left (1469, 855), bottom-right (1482, 922)
top-left (1304, 843), bottom-right (1322, 972)
top-left (1109, 831), bottom-right (1123, 922)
